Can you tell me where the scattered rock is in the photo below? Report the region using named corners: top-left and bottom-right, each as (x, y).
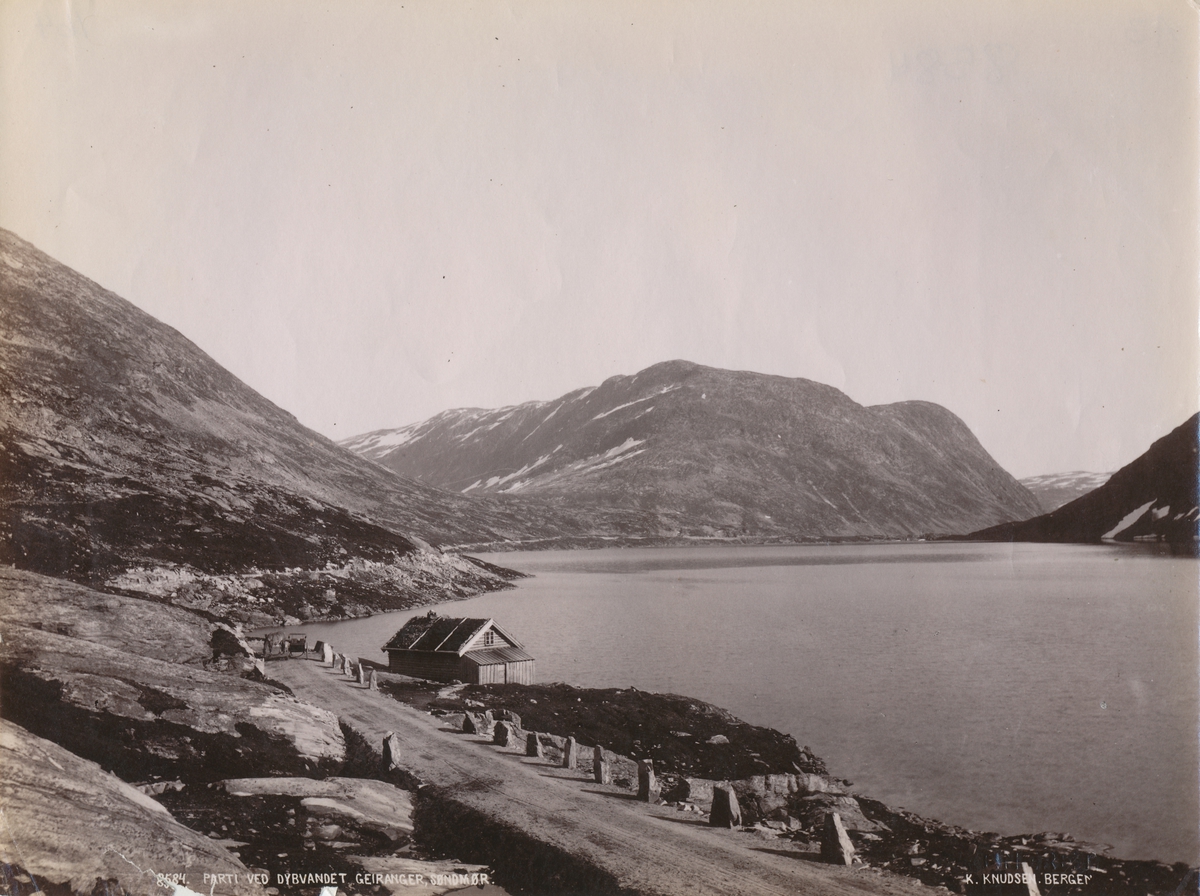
top-left (381, 732), bottom-right (401, 773)
top-left (637, 759), bottom-right (658, 801)
top-left (794, 793), bottom-right (885, 833)
top-left (562, 735), bottom-right (577, 769)
top-left (525, 732), bottom-right (543, 758)
top-left (493, 721), bottom-right (517, 748)
top-left (593, 745), bottom-right (610, 784)
top-left (493, 708), bottom-right (522, 728)
top-left (709, 785), bottom-right (742, 828)
top-left (707, 734), bottom-right (729, 745)
top-left (135, 780), bottom-right (185, 795)
top-left (821, 811), bottom-right (855, 865)
top-left (220, 776), bottom-right (415, 843)
top-left (462, 712), bottom-right (492, 737)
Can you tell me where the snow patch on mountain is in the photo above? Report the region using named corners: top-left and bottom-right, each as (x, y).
top-left (591, 385), bottom-right (680, 421)
top-left (341, 425), bottom-right (422, 456)
top-left (1101, 500), bottom-right (1157, 540)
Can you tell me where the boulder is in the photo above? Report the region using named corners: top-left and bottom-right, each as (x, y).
top-left (494, 708), bottom-right (522, 728)
top-left (493, 721), bottom-right (517, 747)
top-left (381, 732), bottom-right (401, 773)
top-left (0, 569), bottom-right (212, 665)
top-left (637, 759), bottom-right (658, 801)
top-left (562, 736), bottom-right (578, 769)
top-left (593, 745), bottom-right (610, 785)
top-left (463, 712), bottom-right (493, 737)
top-left (793, 793), bottom-right (886, 833)
top-left (821, 811), bottom-right (855, 865)
top-left (221, 776), bottom-right (415, 844)
top-left (525, 732), bottom-right (543, 758)
top-left (709, 785), bottom-right (742, 828)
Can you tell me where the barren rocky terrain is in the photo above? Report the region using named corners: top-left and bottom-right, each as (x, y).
top-left (343, 360), bottom-right (1042, 543)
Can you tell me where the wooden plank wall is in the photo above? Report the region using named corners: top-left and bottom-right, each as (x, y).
top-left (389, 652), bottom-right (536, 685)
top-left (388, 652), bottom-right (461, 681)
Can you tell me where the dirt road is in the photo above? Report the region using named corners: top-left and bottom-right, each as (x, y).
top-left (270, 659), bottom-right (935, 896)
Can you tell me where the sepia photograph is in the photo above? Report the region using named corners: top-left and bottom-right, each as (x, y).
top-left (0, 1), bottom-right (1196, 895)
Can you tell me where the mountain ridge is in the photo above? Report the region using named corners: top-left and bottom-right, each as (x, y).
top-left (1019, 470), bottom-right (1113, 513)
top-left (970, 413), bottom-right (1199, 546)
top-left (0, 228), bottom-right (606, 622)
top-left (343, 359), bottom-right (1042, 540)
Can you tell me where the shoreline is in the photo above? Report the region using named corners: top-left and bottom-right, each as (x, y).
top-left (357, 668), bottom-right (1194, 894)
top-left (254, 541), bottom-right (1196, 871)
top-left (1, 564), bottom-right (1194, 896)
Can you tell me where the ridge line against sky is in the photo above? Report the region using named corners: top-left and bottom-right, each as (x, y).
top-left (1, 0), bottom-right (1196, 478)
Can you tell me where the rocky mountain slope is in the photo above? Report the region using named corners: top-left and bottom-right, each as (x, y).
top-left (1019, 470), bottom-right (1113, 513)
top-left (344, 360), bottom-right (1041, 540)
top-left (0, 717), bottom-right (268, 896)
top-left (971, 414), bottom-right (1199, 545)
top-left (0, 229), bottom-right (603, 621)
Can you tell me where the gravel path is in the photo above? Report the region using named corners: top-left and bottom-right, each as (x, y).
top-left (270, 659), bottom-right (936, 896)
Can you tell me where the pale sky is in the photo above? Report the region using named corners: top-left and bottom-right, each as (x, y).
top-left (2, 0), bottom-right (1196, 478)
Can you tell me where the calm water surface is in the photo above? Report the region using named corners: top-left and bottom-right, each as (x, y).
top-left (287, 542), bottom-right (1198, 864)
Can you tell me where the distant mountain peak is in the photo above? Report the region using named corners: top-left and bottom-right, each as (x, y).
top-left (343, 361), bottom-right (1041, 540)
top-left (1019, 470), bottom-right (1114, 513)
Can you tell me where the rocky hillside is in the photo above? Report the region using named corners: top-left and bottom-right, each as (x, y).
top-left (972, 414), bottom-right (1199, 545)
top-left (344, 360), bottom-right (1041, 540)
top-left (1020, 471), bottom-right (1113, 513)
top-left (0, 229), bottom-right (609, 621)
top-left (0, 567), bottom-right (495, 896)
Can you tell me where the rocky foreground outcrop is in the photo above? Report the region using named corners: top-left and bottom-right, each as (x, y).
top-left (0, 718), bottom-right (266, 896)
top-left (0, 569), bottom-right (345, 782)
top-left (0, 568), bottom-right (502, 895)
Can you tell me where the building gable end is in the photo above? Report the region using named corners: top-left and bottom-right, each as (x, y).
top-left (460, 620), bottom-right (522, 654)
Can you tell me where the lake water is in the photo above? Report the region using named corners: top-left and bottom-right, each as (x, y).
top-left (283, 542), bottom-right (1198, 864)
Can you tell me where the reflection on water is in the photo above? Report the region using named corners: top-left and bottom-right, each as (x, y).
top-left (284, 541), bottom-right (1199, 864)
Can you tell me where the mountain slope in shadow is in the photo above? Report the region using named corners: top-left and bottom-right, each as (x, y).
top-left (970, 414), bottom-right (1198, 546)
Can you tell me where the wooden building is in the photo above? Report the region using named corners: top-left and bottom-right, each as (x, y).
top-left (382, 613), bottom-right (536, 684)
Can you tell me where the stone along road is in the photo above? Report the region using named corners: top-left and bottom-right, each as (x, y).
top-left (269, 658), bottom-right (937, 896)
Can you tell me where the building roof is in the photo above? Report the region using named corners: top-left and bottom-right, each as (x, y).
top-left (383, 613), bottom-right (526, 656)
